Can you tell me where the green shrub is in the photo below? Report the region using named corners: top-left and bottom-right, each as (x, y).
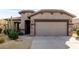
top-left (3, 29), bottom-right (19, 40)
top-left (8, 31), bottom-right (19, 40)
top-left (18, 32), bottom-right (24, 35)
top-left (76, 29), bottom-right (79, 36)
top-left (0, 37), bottom-right (5, 44)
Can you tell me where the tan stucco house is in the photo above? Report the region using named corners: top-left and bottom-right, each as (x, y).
top-left (72, 18), bottom-right (79, 30)
top-left (4, 17), bottom-right (21, 32)
top-left (18, 9), bottom-right (76, 36)
top-left (5, 9), bottom-right (76, 36)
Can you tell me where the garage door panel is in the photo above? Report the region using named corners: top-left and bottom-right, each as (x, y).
top-left (36, 22), bottom-right (67, 36)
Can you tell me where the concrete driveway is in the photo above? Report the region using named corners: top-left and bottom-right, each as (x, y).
top-left (31, 36), bottom-right (79, 49)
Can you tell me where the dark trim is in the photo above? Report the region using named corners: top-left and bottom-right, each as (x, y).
top-left (67, 21), bottom-right (69, 36)
top-left (35, 20), bottom-right (69, 22)
top-left (14, 22), bottom-right (20, 24)
top-left (34, 22), bottom-right (36, 36)
top-left (34, 19), bottom-right (69, 36)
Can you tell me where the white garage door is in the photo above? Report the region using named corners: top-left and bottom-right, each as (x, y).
top-left (35, 22), bottom-right (67, 36)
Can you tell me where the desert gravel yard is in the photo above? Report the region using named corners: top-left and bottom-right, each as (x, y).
top-left (31, 36), bottom-right (79, 49)
top-left (0, 35), bottom-right (33, 49)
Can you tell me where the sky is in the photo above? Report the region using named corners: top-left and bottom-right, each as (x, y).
top-left (0, 9), bottom-right (21, 19)
top-left (0, 0), bottom-right (79, 19)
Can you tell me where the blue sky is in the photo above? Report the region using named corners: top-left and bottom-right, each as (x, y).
top-left (0, 9), bottom-right (78, 19)
top-left (0, 0), bottom-right (79, 19)
top-left (0, 9), bottom-right (21, 19)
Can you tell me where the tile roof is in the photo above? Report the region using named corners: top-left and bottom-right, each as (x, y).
top-left (19, 10), bottom-right (35, 14)
top-left (28, 9), bottom-right (76, 18)
top-left (4, 17), bottom-right (21, 21)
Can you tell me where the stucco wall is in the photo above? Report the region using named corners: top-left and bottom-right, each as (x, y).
top-left (31, 13), bottom-right (72, 19)
top-left (20, 13), bottom-right (33, 33)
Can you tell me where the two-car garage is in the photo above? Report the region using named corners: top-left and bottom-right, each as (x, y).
top-left (35, 20), bottom-right (68, 36)
top-left (24, 9), bottom-right (76, 36)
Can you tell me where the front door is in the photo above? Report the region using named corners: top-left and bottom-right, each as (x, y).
top-left (25, 20), bottom-right (30, 34)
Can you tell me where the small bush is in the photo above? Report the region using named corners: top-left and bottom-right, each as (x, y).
top-left (3, 29), bottom-right (19, 40)
top-left (18, 32), bottom-right (24, 35)
top-left (0, 37), bottom-right (5, 44)
top-left (76, 29), bottom-right (79, 36)
top-left (8, 31), bottom-right (19, 40)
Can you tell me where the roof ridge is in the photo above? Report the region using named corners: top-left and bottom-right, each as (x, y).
top-left (28, 9), bottom-right (76, 18)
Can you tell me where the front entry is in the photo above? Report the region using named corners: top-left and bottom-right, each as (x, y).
top-left (25, 20), bottom-right (30, 34)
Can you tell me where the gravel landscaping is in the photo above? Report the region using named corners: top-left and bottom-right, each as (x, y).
top-left (0, 34), bottom-right (32, 49)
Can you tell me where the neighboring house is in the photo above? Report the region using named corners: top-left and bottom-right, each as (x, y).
top-left (4, 17), bottom-right (21, 32)
top-left (4, 9), bottom-right (76, 36)
top-left (18, 9), bottom-right (76, 36)
top-left (72, 18), bottom-right (79, 29)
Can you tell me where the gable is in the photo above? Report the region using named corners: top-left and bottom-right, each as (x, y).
top-left (30, 12), bottom-right (73, 20)
top-left (28, 9), bottom-right (76, 20)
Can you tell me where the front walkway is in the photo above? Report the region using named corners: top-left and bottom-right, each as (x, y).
top-left (31, 36), bottom-right (79, 49)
